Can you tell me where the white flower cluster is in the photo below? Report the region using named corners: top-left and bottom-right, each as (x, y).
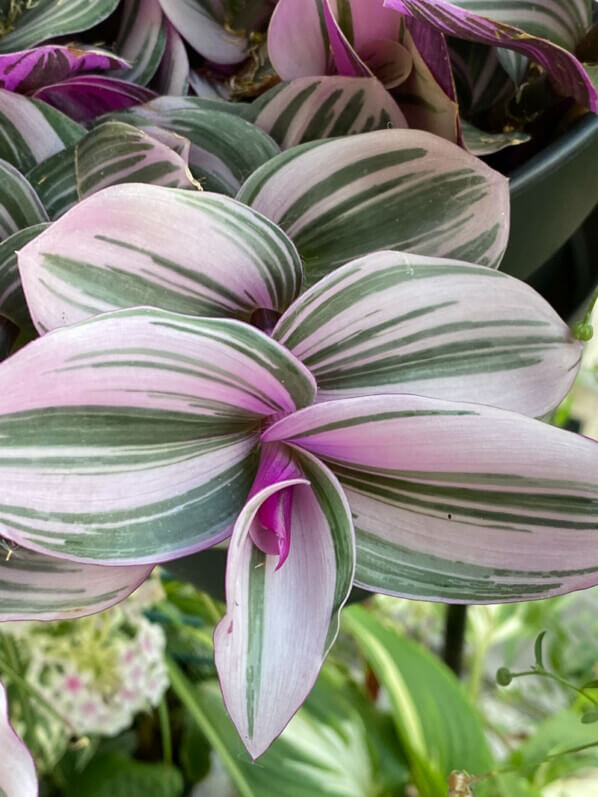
top-left (4, 573), bottom-right (169, 740)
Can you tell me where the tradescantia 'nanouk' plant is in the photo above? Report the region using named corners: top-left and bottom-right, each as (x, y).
top-left (0, 159), bottom-right (596, 760)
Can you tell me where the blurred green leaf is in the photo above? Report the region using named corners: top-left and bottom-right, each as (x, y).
top-left (65, 753), bottom-right (183, 797)
top-left (168, 657), bottom-right (381, 797)
top-left (534, 632), bottom-right (547, 670)
top-left (343, 605), bottom-right (493, 797)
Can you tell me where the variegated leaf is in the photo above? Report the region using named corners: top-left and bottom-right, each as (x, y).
top-left (0, 0), bottom-right (119, 53)
top-left (273, 251), bottom-right (581, 417)
top-left (0, 44), bottom-right (127, 93)
top-left (0, 683), bottom-right (37, 797)
top-left (0, 159), bottom-right (48, 241)
top-left (27, 146), bottom-right (79, 219)
top-left (33, 76), bottom-right (157, 123)
top-left (443, 0), bottom-right (593, 51)
top-left (100, 103), bottom-right (279, 195)
top-left (460, 120), bottom-right (530, 155)
top-left (0, 89), bottom-right (84, 173)
top-left (393, 24), bottom-right (460, 143)
top-left (263, 395), bottom-right (598, 603)
top-left (214, 446), bottom-right (355, 759)
top-left (115, 0), bottom-right (167, 86)
top-left (267, 0), bottom-right (329, 78)
top-left (0, 545), bottom-right (152, 621)
top-left (19, 184), bottom-right (302, 332)
top-left (237, 128), bottom-right (510, 285)
top-left (155, 18), bottom-right (189, 95)
top-left (0, 316), bottom-right (17, 360)
top-left (245, 76), bottom-right (407, 149)
top-left (386, 0), bottom-right (598, 110)
top-left (450, 39), bottom-right (514, 115)
top-left (0, 224), bottom-right (47, 343)
top-left (75, 121), bottom-right (198, 199)
top-left (158, 0), bottom-right (248, 64)
top-left (0, 307), bottom-right (315, 564)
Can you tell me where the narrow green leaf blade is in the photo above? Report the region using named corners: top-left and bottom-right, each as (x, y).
top-left (0, 159), bottom-right (48, 241)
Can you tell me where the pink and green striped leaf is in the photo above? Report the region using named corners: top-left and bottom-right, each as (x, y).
top-left (450, 39), bottom-right (514, 116)
top-left (115, 0), bottom-right (167, 86)
top-left (0, 224), bottom-right (47, 344)
top-left (0, 0), bottom-right (119, 53)
top-left (19, 184), bottom-right (302, 332)
top-left (158, 0), bottom-right (248, 64)
top-left (267, 0), bottom-right (330, 78)
top-left (0, 44), bottom-right (127, 93)
top-left (26, 147), bottom-right (79, 219)
top-left (0, 160), bottom-right (48, 241)
top-left (263, 395), bottom-right (598, 603)
top-left (101, 103), bottom-right (279, 195)
top-left (214, 446), bottom-right (355, 759)
top-left (385, 0), bottom-right (598, 110)
top-left (245, 76), bottom-right (407, 149)
top-left (0, 546), bottom-right (152, 621)
top-left (0, 683), bottom-right (37, 797)
top-left (237, 128), bottom-right (510, 285)
top-left (155, 18), bottom-right (189, 95)
top-left (75, 121), bottom-right (198, 199)
top-left (0, 307), bottom-right (315, 564)
top-left (0, 89), bottom-right (84, 173)
top-left (33, 76), bottom-right (157, 123)
top-left (273, 250), bottom-right (581, 416)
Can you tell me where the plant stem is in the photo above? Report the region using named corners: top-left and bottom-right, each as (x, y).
top-left (443, 604), bottom-right (467, 676)
top-left (158, 697), bottom-right (172, 765)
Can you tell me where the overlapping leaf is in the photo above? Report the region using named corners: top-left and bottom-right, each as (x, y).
top-left (115, 0), bottom-right (167, 86)
top-left (273, 250), bottom-right (581, 416)
top-left (264, 395), bottom-right (598, 602)
top-left (237, 128), bottom-right (510, 284)
top-left (0, 224), bottom-right (47, 343)
top-left (0, 44), bottom-right (126, 93)
top-left (0, 89), bottom-right (83, 173)
top-left (26, 147), bottom-right (78, 219)
top-left (0, 683), bottom-right (37, 797)
top-left (75, 121), bottom-right (197, 198)
top-left (214, 447), bottom-right (355, 759)
top-left (0, 307), bottom-right (315, 564)
top-left (245, 76), bottom-right (407, 149)
top-left (0, 159), bottom-right (48, 241)
top-left (386, 0), bottom-right (598, 110)
top-left (33, 76), bottom-right (157, 123)
top-left (0, 0), bottom-right (120, 52)
top-left (155, 18), bottom-right (189, 95)
top-left (19, 184), bottom-right (302, 331)
top-left (0, 545), bottom-right (152, 621)
top-left (158, 0), bottom-right (248, 64)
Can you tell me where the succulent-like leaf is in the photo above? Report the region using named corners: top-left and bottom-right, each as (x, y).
top-left (0, 308), bottom-right (315, 564)
top-left (155, 19), bottom-right (189, 95)
top-left (115, 0), bottom-right (167, 86)
top-left (386, 0), bottom-right (598, 110)
top-left (0, 89), bottom-right (83, 173)
top-left (0, 45), bottom-right (127, 93)
top-left (0, 0), bottom-right (120, 53)
top-left (0, 224), bottom-right (47, 341)
top-left (33, 76), bottom-right (157, 123)
top-left (274, 250), bottom-right (581, 416)
top-left (75, 121), bottom-right (198, 198)
top-left (264, 394), bottom-right (598, 602)
top-left (0, 683), bottom-right (37, 797)
top-left (19, 184), bottom-right (302, 331)
top-left (214, 447), bottom-right (355, 759)
top-left (237, 128), bottom-right (510, 284)
top-left (0, 545), bottom-right (152, 621)
top-left (0, 159), bottom-right (48, 241)
top-left (245, 76), bottom-right (407, 149)
top-left (158, 0), bottom-right (248, 64)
